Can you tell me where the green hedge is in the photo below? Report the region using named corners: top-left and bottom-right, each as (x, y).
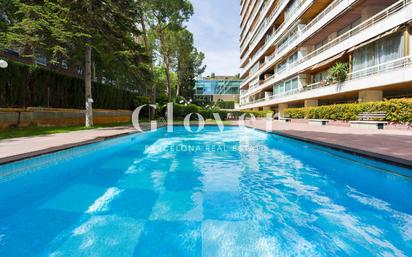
top-left (160, 104), bottom-right (273, 120)
top-left (215, 101), bottom-right (235, 109)
top-left (284, 99), bottom-right (412, 122)
top-left (0, 60), bottom-right (141, 110)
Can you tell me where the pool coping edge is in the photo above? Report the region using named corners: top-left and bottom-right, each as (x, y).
top-left (0, 124), bottom-right (411, 169)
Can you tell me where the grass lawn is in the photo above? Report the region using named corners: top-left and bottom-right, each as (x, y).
top-left (0, 122), bottom-right (132, 140)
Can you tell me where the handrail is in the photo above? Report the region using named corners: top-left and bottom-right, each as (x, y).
top-left (240, 55), bottom-right (412, 107)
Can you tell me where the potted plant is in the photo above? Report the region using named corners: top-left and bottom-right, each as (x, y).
top-left (329, 62), bottom-right (349, 83)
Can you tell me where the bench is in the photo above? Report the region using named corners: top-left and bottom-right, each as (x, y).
top-left (350, 112), bottom-right (387, 130)
top-left (309, 119), bottom-right (329, 126)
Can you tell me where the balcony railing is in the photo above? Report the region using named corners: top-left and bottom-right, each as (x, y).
top-left (242, 0), bottom-right (288, 59)
top-left (242, 0), bottom-right (307, 74)
top-left (302, 0), bottom-right (411, 63)
top-left (242, 0), bottom-right (411, 93)
top-left (240, 55), bottom-right (412, 107)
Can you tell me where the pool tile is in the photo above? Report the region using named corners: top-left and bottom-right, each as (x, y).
top-left (150, 191), bottom-right (203, 221)
top-left (117, 171), bottom-right (166, 191)
top-left (41, 184), bottom-right (106, 213)
top-left (46, 215), bottom-right (144, 257)
top-left (201, 220), bottom-right (279, 257)
top-left (99, 157), bottom-right (137, 171)
top-left (132, 221), bottom-right (201, 257)
top-left (203, 192), bottom-right (250, 221)
top-left (106, 189), bottom-right (158, 219)
top-left (164, 171), bottom-right (203, 191)
top-left (0, 208), bottom-right (80, 257)
top-left (202, 170), bottom-right (241, 192)
top-left (77, 168), bottom-right (125, 187)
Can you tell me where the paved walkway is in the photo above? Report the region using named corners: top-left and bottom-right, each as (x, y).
top-left (0, 126), bottom-right (138, 164)
top-left (244, 120), bottom-right (412, 167)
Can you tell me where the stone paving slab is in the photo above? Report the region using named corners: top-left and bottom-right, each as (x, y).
top-left (0, 126), bottom-right (138, 164)
top-left (244, 120), bottom-right (412, 168)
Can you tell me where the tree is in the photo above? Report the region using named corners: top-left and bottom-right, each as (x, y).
top-left (3, 0), bottom-right (150, 127)
top-left (175, 29), bottom-right (205, 98)
top-left (143, 0), bottom-right (193, 102)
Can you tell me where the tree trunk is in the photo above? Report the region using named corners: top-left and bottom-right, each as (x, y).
top-left (85, 46), bottom-right (93, 127)
top-left (164, 56), bottom-right (172, 102)
top-left (139, 7), bottom-right (156, 119)
top-left (176, 79), bottom-right (180, 98)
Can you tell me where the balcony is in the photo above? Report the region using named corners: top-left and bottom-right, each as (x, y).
top-left (241, 0), bottom-right (412, 92)
top-left (241, 0), bottom-right (312, 77)
top-left (241, 0), bottom-right (276, 53)
top-left (241, 0), bottom-right (290, 62)
top-left (240, 56), bottom-right (412, 109)
top-left (241, 0), bottom-right (359, 87)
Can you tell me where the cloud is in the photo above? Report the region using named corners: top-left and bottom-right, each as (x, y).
top-left (187, 0), bottom-right (240, 76)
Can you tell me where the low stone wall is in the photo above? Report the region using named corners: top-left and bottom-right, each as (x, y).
top-left (0, 107), bottom-right (132, 129)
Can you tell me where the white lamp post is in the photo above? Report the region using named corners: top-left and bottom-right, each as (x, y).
top-left (0, 59), bottom-right (8, 69)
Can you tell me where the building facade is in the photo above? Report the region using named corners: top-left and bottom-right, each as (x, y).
top-left (239, 0), bottom-right (412, 115)
top-left (194, 76), bottom-right (242, 103)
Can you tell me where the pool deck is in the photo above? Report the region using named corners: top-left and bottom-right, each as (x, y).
top-left (0, 121), bottom-right (411, 167)
top-left (244, 120), bottom-right (412, 168)
top-left (0, 126), bottom-right (138, 164)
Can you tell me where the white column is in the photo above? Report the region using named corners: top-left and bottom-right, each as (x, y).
top-left (278, 103), bottom-right (289, 118)
top-left (304, 99), bottom-right (318, 107)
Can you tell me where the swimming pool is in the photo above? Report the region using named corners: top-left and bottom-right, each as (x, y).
top-left (0, 126), bottom-right (411, 257)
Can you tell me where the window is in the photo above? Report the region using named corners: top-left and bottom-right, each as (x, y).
top-left (285, 0), bottom-right (300, 20)
top-left (315, 39), bottom-right (327, 50)
top-left (273, 77), bottom-right (299, 95)
top-left (352, 33), bottom-right (403, 73)
top-left (291, 78), bottom-right (299, 90)
top-left (338, 18), bottom-right (361, 37)
top-left (288, 52), bottom-right (298, 65)
top-left (313, 70), bottom-right (329, 83)
top-left (277, 60), bottom-right (287, 73)
top-left (285, 80), bottom-right (291, 92)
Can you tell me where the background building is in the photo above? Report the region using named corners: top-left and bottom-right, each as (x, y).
top-left (239, 0), bottom-right (412, 116)
top-left (194, 76), bottom-right (242, 103)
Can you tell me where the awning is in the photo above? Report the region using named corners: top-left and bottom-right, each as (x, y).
top-left (310, 51), bottom-right (346, 71)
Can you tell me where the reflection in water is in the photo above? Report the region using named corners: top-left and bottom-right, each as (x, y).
top-left (0, 127), bottom-right (411, 257)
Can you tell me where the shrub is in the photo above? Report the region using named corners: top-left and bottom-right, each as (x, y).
top-left (283, 99), bottom-right (412, 123)
top-left (0, 59), bottom-right (142, 110)
top-left (215, 100), bottom-right (235, 109)
top-left (284, 108), bottom-right (307, 119)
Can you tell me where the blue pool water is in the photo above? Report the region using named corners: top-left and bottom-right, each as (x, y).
top-left (0, 126), bottom-right (412, 257)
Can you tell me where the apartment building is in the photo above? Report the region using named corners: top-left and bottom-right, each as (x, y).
top-left (239, 0), bottom-right (412, 115)
top-left (194, 76), bottom-right (241, 103)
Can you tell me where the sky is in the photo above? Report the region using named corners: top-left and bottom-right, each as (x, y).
top-left (186, 0), bottom-right (240, 77)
